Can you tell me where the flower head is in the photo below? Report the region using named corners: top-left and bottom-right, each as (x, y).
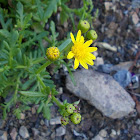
top-left (66, 104), bottom-right (75, 114)
top-left (67, 30), bottom-right (97, 69)
top-left (70, 113), bottom-right (81, 124)
top-left (61, 117), bottom-right (69, 125)
top-left (46, 46), bottom-right (60, 61)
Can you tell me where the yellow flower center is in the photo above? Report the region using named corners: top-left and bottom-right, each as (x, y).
top-left (71, 42), bottom-right (86, 59)
top-left (46, 47), bottom-right (60, 61)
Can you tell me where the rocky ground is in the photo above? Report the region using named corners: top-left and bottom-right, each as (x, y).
top-left (0, 0), bottom-right (140, 140)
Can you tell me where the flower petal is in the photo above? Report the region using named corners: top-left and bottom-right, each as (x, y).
top-left (83, 40), bottom-right (93, 47)
top-left (87, 47), bottom-right (97, 52)
top-left (85, 58), bottom-right (94, 65)
top-left (80, 36), bottom-right (84, 44)
top-left (70, 33), bottom-right (75, 43)
top-left (76, 30), bottom-right (81, 42)
top-left (87, 53), bottom-right (96, 60)
top-left (80, 60), bottom-right (88, 69)
top-left (74, 58), bottom-right (79, 69)
top-left (67, 51), bottom-right (74, 59)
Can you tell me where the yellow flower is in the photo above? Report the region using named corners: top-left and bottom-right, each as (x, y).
top-left (67, 30), bottom-right (97, 69)
top-left (46, 46), bottom-right (60, 61)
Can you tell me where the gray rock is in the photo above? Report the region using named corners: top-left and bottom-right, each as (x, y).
top-left (113, 69), bottom-right (131, 87)
top-left (51, 132), bottom-right (55, 139)
top-left (66, 69), bottom-right (135, 119)
top-left (92, 135), bottom-right (105, 140)
top-left (110, 129), bottom-right (117, 138)
top-left (131, 75), bottom-right (139, 89)
top-left (0, 119), bottom-right (5, 129)
top-left (56, 127), bottom-right (66, 136)
top-left (50, 116), bottom-right (61, 125)
top-left (95, 57), bottom-right (104, 66)
top-left (132, 0), bottom-right (140, 8)
top-left (19, 126), bottom-right (29, 139)
top-left (97, 64), bottom-right (113, 74)
top-left (94, 42), bottom-right (117, 52)
top-left (135, 135), bottom-right (140, 140)
top-left (111, 61), bottom-right (133, 71)
top-left (10, 128), bottom-right (17, 140)
top-left (32, 128), bottom-right (39, 136)
top-left (135, 119), bottom-right (140, 125)
top-left (99, 129), bottom-right (107, 138)
top-left (44, 119), bottom-right (49, 127)
top-left (35, 135), bottom-right (46, 140)
top-left (0, 130), bottom-right (7, 140)
top-left (73, 130), bottom-right (87, 139)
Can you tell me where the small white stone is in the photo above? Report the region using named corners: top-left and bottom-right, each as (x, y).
top-left (56, 127), bottom-right (66, 136)
top-left (104, 2), bottom-right (113, 11)
top-left (10, 128), bottom-right (17, 140)
top-left (58, 87), bottom-right (63, 95)
top-left (117, 130), bottom-right (121, 135)
top-left (136, 119), bottom-right (140, 125)
top-left (20, 113), bottom-right (25, 120)
top-left (132, 12), bottom-right (139, 25)
top-left (92, 135), bottom-right (105, 140)
top-left (99, 129), bottom-right (107, 138)
top-left (19, 126), bottom-right (29, 139)
top-left (50, 117), bottom-right (61, 125)
top-left (110, 129), bottom-right (117, 137)
top-left (0, 130), bottom-right (7, 140)
top-left (95, 57), bottom-right (104, 66)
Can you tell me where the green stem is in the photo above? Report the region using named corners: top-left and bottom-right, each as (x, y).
top-left (44, 37), bottom-right (52, 44)
top-left (14, 77), bottom-right (20, 102)
top-left (18, 34), bottom-right (23, 48)
top-left (36, 60), bottom-right (52, 74)
top-left (32, 57), bottom-right (45, 64)
top-left (52, 96), bottom-right (63, 108)
top-left (37, 75), bottom-right (46, 89)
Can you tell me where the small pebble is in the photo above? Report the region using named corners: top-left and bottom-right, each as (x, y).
top-left (113, 69), bottom-right (131, 87)
top-left (10, 128), bottom-right (17, 140)
top-left (97, 64), bottom-right (113, 74)
top-left (56, 127), bottom-right (66, 136)
top-left (50, 117), bottom-right (61, 125)
top-left (19, 126), bottom-right (29, 139)
top-left (110, 129), bottom-right (117, 138)
top-left (99, 129), bottom-right (107, 138)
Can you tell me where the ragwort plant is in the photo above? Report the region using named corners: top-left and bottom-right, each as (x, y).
top-left (0, 0), bottom-right (98, 125)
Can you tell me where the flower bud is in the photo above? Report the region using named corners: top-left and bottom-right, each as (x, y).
top-left (46, 47), bottom-right (60, 61)
top-left (86, 30), bottom-right (98, 41)
top-left (78, 20), bottom-right (90, 33)
top-left (70, 113), bottom-right (81, 124)
top-left (61, 117), bottom-right (69, 125)
top-left (66, 104), bottom-right (75, 114)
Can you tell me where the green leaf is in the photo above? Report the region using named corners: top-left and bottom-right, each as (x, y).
top-left (37, 101), bottom-right (44, 113)
top-left (10, 30), bottom-right (19, 46)
top-left (20, 91), bottom-right (47, 97)
top-left (22, 78), bottom-right (36, 90)
top-left (60, 8), bottom-right (69, 24)
top-left (43, 105), bottom-right (51, 120)
top-left (73, 100), bottom-right (80, 105)
top-left (58, 39), bottom-right (71, 52)
top-left (44, 0), bottom-right (60, 22)
top-left (16, 2), bottom-right (24, 25)
top-left (0, 29), bottom-right (10, 39)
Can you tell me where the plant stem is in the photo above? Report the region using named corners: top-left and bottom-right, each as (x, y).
top-left (52, 96), bottom-right (63, 108)
top-left (32, 57), bottom-right (45, 64)
top-left (14, 76), bottom-right (20, 102)
top-left (44, 37), bottom-right (52, 44)
top-left (36, 60), bottom-right (52, 74)
top-left (37, 75), bottom-right (46, 89)
top-left (18, 34), bottom-right (23, 48)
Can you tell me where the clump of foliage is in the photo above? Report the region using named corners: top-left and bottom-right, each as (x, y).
top-left (0, 0), bottom-right (98, 125)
